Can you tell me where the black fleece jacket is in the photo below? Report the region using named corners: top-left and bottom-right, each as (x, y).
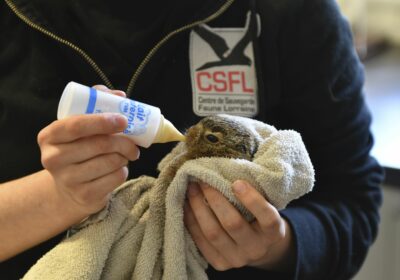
top-left (0, 0), bottom-right (384, 279)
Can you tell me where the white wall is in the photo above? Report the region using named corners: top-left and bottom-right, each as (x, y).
top-left (338, 0), bottom-right (400, 46)
top-left (367, 0), bottom-right (400, 46)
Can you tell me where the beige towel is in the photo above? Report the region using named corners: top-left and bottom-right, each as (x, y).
top-left (23, 115), bottom-right (315, 280)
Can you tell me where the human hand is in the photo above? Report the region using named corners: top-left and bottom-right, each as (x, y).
top-left (184, 180), bottom-right (295, 271)
top-left (37, 86), bottom-right (140, 216)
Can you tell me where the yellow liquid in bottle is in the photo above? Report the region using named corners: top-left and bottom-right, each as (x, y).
top-left (153, 116), bottom-right (186, 144)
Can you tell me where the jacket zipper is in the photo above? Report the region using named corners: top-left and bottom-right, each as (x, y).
top-left (4, 0), bottom-right (114, 89)
top-left (125, 0), bottom-right (235, 95)
top-left (5, 0), bottom-right (235, 96)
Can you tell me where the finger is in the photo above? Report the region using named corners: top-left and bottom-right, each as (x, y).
top-left (93, 85), bottom-right (126, 97)
top-left (41, 134), bottom-right (140, 168)
top-left (187, 183), bottom-right (240, 264)
top-left (110, 90), bottom-right (126, 97)
top-left (59, 153), bottom-right (128, 184)
top-left (38, 113), bottom-right (127, 144)
top-left (232, 180), bottom-right (283, 234)
top-left (70, 134), bottom-right (140, 162)
top-left (92, 84), bottom-right (111, 91)
top-left (199, 182), bottom-right (257, 245)
top-left (183, 202), bottom-right (231, 271)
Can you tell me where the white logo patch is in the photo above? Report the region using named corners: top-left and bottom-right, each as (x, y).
top-left (190, 12), bottom-right (260, 117)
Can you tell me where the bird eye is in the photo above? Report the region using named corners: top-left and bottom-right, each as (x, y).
top-left (205, 134), bottom-right (219, 143)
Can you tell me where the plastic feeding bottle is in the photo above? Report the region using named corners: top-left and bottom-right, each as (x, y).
top-left (57, 81), bottom-right (185, 148)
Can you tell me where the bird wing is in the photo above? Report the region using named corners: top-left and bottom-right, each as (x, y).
top-left (196, 60), bottom-right (222, 71)
top-left (228, 11), bottom-right (256, 58)
top-left (193, 25), bottom-right (230, 59)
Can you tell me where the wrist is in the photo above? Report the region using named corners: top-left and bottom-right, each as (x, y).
top-left (47, 169), bottom-right (112, 219)
top-left (0, 170), bottom-right (91, 260)
top-left (41, 170), bottom-right (92, 224)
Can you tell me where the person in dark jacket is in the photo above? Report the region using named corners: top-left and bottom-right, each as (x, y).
top-left (0, 0), bottom-right (384, 279)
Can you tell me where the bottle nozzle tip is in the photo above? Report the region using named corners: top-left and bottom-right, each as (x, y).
top-left (153, 118), bottom-right (186, 144)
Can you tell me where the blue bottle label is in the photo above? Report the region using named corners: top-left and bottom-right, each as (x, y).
top-left (86, 88), bottom-right (98, 114)
top-left (119, 99), bottom-right (151, 135)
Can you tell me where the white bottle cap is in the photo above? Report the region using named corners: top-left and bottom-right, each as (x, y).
top-left (57, 82), bottom-right (92, 119)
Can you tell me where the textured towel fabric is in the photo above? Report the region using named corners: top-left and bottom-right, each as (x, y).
top-left (23, 115), bottom-right (315, 280)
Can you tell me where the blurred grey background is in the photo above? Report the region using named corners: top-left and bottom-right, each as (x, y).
top-left (337, 1), bottom-right (400, 279)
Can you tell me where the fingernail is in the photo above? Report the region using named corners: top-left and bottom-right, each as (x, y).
top-left (188, 183), bottom-right (200, 197)
top-left (232, 181), bottom-right (247, 194)
top-left (122, 166), bottom-right (129, 179)
top-left (113, 90), bottom-right (126, 97)
top-left (93, 84), bottom-right (109, 91)
top-left (134, 148), bottom-right (141, 160)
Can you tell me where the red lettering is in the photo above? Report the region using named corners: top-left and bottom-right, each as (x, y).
top-left (213, 71), bottom-right (227, 92)
top-left (196, 72), bottom-right (212, 92)
top-left (195, 70), bottom-right (254, 94)
top-left (241, 71), bottom-right (254, 93)
top-left (228, 71), bottom-right (240, 92)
